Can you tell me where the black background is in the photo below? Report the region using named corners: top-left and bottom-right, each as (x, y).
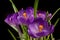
top-left (0, 0), bottom-right (60, 40)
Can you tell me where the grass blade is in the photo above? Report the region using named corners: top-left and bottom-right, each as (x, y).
top-left (51, 34), bottom-right (54, 40)
top-left (50, 8), bottom-right (60, 20)
top-left (8, 29), bottom-right (17, 40)
top-left (47, 35), bottom-right (50, 40)
top-left (9, 0), bottom-right (18, 13)
top-left (34, 0), bottom-right (39, 18)
top-left (54, 18), bottom-right (60, 27)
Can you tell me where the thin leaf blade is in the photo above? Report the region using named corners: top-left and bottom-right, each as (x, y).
top-left (9, 0), bottom-right (18, 13)
top-left (51, 8), bottom-right (60, 20)
top-left (8, 29), bottom-right (17, 40)
top-left (34, 0), bottom-right (39, 18)
top-left (54, 18), bottom-right (60, 27)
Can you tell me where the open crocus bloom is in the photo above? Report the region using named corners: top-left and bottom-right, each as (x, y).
top-left (17, 7), bottom-right (34, 25)
top-left (28, 18), bottom-right (54, 38)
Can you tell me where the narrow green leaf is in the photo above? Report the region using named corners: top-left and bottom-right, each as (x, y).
top-left (46, 11), bottom-right (49, 21)
top-left (40, 37), bottom-right (43, 40)
top-left (33, 38), bottom-right (36, 40)
top-left (50, 8), bottom-right (60, 20)
top-left (27, 35), bottom-right (30, 40)
top-left (33, 38), bottom-right (38, 40)
top-left (10, 25), bottom-right (18, 32)
top-left (21, 25), bottom-right (29, 40)
top-left (18, 31), bottom-right (22, 40)
top-left (34, 0), bottom-right (39, 18)
top-left (9, 0), bottom-right (18, 13)
top-left (44, 36), bottom-right (46, 40)
top-left (47, 35), bottom-right (50, 40)
top-left (8, 29), bottom-right (17, 40)
top-left (21, 25), bottom-right (27, 33)
top-left (10, 25), bottom-right (22, 40)
top-left (51, 34), bottom-right (54, 40)
top-left (52, 38), bottom-right (55, 40)
top-left (36, 38), bottom-right (38, 40)
top-left (46, 11), bottom-right (49, 16)
top-left (54, 18), bottom-right (60, 27)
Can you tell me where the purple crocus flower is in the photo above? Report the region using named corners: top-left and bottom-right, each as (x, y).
top-left (28, 18), bottom-right (54, 38)
top-left (17, 7), bottom-right (34, 25)
top-left (4, 13), bottom-right (19, 26)
top-left (4, 13), bottom-right (21, 32)
top-left (37, 10), bottom-right (52, 20)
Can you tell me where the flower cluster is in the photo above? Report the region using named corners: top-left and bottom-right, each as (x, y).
top-left (5, 7), bottom-right (54, 38)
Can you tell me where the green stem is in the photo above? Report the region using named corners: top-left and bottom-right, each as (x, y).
top-left (50, 8), bottom-right (60, 20)
top-left (18, 31), bottom-right (22, 40)
top-left (8, 29), bottom-right (17, 40)
top-left (27, 35), bottom-right (30, 40)
top-left (51, 34), bottom-right (54, 40)
top-left (47, 35), bottom-right (50, 40)
top-left (21, 25), bottom-right (25, 33)
top-left (40, 37), bottom-right (43, 40)
top-left (44, 36), bottom-right (46, 40)
top-left (21, 25), bottom-right (29, 40)
top-left (52, 38), bottom-right (55, 40)
top-left (21, 25), bottom-right (27, 33)
top-left (46, 11), bottom-right (51, 25)
top-left (9, 0), bottom-right (18, 13)
top-left (30, 37), bottom-right (33, 40)
top-left (36, 38), bottom-right (38, 40)
top-left (10, 25), bottom-right (22, 40)
top-left (34, 0), bottom-right (39, 18)
top-left (54, 18), bottom-right (60, 27)
top-left (33, 38), bottom-right (36, 40)
top-left (10, 25), bottom-right (18, 32)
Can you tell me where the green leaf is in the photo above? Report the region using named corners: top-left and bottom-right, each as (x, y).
top-left (46, 11), bottom-right (49, 16)
top-left (9, 0), bottom-right (18, 13)
top-left (34, 0), bottom-right (39, 18)
top-left (47, 35), bottom-right (50, 40)
top-left (40, 37), bottom-right (43, 40)
top-left (21, 25), bottom-right (27, 33)
top-left (10, 25), bottom-right (22, 40)
top-left (51, 34), bottom-right (54, 40)
top-left (54, 18), bottom-right (60, 27)
top-left (21, 25), bottom-right (29, 40)
top-left (33, 38), bottom-right (35, 40)
top-left (50, 8), bottom-right (60, 20)
top-left (44, 36), bottom-right (46, 40)
top-left (8, 29), bottom-right (17, 40)
top-left (10, 25), bottom-right (18, 32)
